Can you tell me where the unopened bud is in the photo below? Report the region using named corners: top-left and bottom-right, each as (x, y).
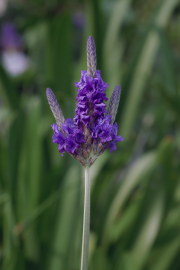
top-left (46, 88), bottom-right (65, 130)
top-left (107, 85), bottom-right (121, 124)
top-left (87, 36), bottom-right (97, 77)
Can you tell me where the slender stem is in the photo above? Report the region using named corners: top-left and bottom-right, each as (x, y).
top-left (80, 166), bottom-right (90, 270)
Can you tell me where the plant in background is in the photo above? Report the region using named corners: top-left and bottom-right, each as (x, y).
top-left (0, 23), bottom-right (29, 77)
top-left (46, 36), bottom-right (124, 270)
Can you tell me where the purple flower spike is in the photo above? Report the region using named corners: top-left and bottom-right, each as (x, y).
top-left (46, 36), bottom-right (124, 166)
top-left (107, 85), bottom-right (121, 124)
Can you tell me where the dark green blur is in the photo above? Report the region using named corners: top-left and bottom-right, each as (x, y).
top-left (0, 0), bottom-right (180, 269)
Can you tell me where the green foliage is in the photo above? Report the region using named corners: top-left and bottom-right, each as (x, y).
top-left (0, 0), bottom-right (180, 269)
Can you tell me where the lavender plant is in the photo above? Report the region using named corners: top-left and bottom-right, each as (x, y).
top-left (46, 36), bottom-right (124, 270)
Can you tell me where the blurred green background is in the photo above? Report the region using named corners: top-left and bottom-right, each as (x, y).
top-left (0, 0), bottom-right (180, 269)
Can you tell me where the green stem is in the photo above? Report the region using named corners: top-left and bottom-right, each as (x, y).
top-left (80, 166), bottom-right (90, 270)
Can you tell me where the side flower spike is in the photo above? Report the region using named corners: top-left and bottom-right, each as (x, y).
top-left (107, 85), bottom-right (121, 124)
top-left (46, 88), bottom-right (65, 131)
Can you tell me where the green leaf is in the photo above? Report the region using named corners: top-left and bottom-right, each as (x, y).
top-left (0, 193), bottom-right (9, 206)
top-left (90, 0), bottom-right (103, 71)
top-left (8, 113), bottom-right (24, 203)
top-left (119, 0), bottom-right (179, 139)
top-left (15, 97), bottom-right (43, 262)
top-left (46, 14), bottom-right (72, 91)
top-left (48, 165), bottom-right (81, 270)
top-left (132, 189), bottom-right (164, 270)
top-left (115, 252), bottom-right (138, 270)
top-left (157, 27), bottom-right (178, 97)
top-left (149, 235), bottom-right (180, 270)
top-left (109, 199), bottom-right (141, 244)
top-left (2, 194), bottom-right (18, 269)
top-left (103, 0), bottom-right (132, 94)
top-left (89, 248), bottom-right (111, 270)
top-left (0, 65), bottom-right (19, 110)
top-left (102, 151), bottom-right (156, 246)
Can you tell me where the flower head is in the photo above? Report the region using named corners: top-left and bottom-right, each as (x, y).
top-left (46, 36), bottom-right (124, 166)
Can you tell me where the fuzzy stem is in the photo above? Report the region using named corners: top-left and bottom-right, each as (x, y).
top-left (80, 166), bottom-right (90, 270)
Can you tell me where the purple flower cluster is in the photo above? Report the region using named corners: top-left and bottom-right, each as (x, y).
top-left (91, 115), bottom-right (123, 153)
top-left (46, 36), bottom-right (124, 166)
top-left (51, 119), bottom-right (85, 156)
top-left (0, 23), bottom-right (22, 51)
top-left (74, 70), bottom-right (108, 128)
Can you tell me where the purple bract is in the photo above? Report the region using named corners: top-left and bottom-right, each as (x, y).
top-left (46, 36), bottom-right (124, 166)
